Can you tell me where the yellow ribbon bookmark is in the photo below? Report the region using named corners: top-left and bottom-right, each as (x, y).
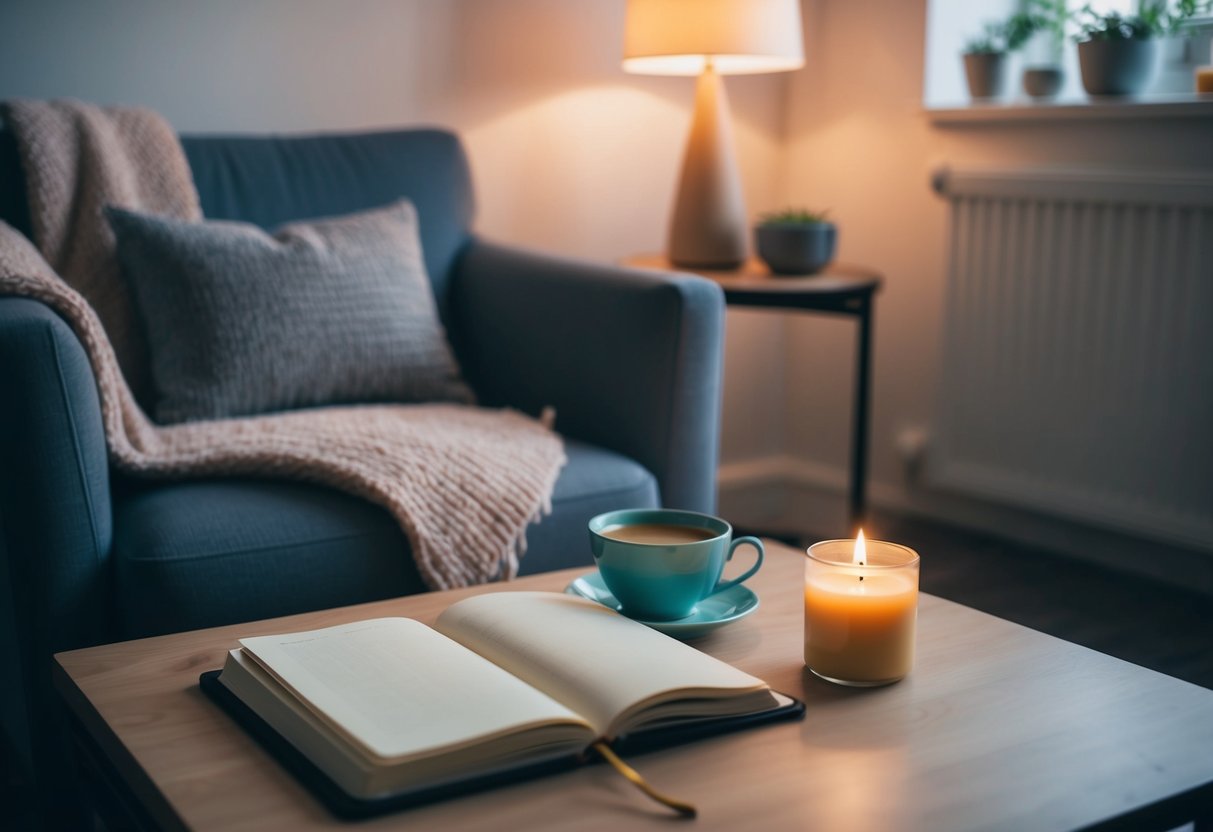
top-left (592, 741), bottom-right (698, 818)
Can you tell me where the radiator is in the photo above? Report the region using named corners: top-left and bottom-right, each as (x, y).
top-left (931, 167), bottom-right (1213, 550)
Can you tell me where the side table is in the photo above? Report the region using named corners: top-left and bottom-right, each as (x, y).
top-left (625, 255), bottom-right (882, 530)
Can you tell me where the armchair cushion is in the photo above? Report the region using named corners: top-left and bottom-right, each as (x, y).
top-left (180, 129), bottom-right (473, 325)
top-left (112, 439), bottom-right (657, 638)
top-left (106, 200), bottom-right (472, 424)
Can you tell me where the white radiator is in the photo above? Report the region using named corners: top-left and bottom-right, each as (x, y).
top-left (931, 167), bottom-right (1213, 550)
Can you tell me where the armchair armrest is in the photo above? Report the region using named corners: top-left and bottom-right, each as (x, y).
top-left (451, 239), bottom-right (725, 513)
top-left (0, 296), bottom-right (113, 810)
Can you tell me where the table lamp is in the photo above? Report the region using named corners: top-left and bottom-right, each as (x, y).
top-left (623, 0), bottom-right (804, 269)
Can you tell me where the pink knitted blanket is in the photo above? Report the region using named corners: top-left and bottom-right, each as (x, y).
top-left (0, 100), bottom-right (565, 589)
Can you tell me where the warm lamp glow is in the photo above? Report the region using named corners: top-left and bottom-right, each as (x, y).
top-left (623, 53), bottom-right (804, 76)
top-left (853, 529), bottom-right (867, 566)
top-left (620, 0), bottom-right (804, 268)
top-left (622, 0), bottom-right (804, 77)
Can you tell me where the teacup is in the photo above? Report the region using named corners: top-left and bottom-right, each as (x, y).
top-left (588, 508), bottom-right (764, 621)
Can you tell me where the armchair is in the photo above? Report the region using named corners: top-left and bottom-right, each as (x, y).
top-left (0, 126), bottom-right (725, 824)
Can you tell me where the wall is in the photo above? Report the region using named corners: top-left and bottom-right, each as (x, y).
top-left (0, 0), bottom-right (793, 475)
top-left (750, 0), bottom-right (1213, 589)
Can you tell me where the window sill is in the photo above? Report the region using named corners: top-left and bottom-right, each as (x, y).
top-left (925, 93), bottom-right (1213, 125)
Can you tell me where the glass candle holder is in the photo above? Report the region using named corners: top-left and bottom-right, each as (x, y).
top-left (804, 537), bottom-right (920, 687)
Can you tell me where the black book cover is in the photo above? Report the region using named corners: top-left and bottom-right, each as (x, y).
top-left (199, 669), bottom-right (805, 819)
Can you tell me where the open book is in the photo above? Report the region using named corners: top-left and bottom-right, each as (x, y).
top-left (203, 591), bottom-right (800, 813)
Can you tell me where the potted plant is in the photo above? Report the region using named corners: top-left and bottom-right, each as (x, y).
top-left (1074, 0), bottom-right (1213, 96)
top-left (962, 14), bottom-right (1038, 100)
top-left (754, 209), bottom-right (836, 276)
top-left (962, 23), bottom-right (1011, 99)
top-left (1021, 0), bottom-right (1068, 98)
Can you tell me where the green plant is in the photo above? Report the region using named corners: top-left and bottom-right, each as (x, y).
top-left (1022, 0), bottom-right (1069, 62)
top-left (1074, 7), bottom-right (1160, 40)
top-left (1073, 0), bottom-right (1213, 41)
top-left (965, 21), bottom-right (1010, 54)
top-left (1028, 0), bottom-right (1069, 40)
top-left (1004, 11), bottom-right (1042, 50)
top-left (964, 4), bottom-right (1055, 55)
top-left (758, 208), bottom-right (832, 226)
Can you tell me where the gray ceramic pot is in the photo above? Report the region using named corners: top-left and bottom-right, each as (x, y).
top-left (963, 52), bottom-right (1007, 99)
top-left (1023, 66), bottom-right (1064, 98)
top-left (755, 223), bottom-right (837, 276)
top-left (1077, 38), bottom-right (1158, 96)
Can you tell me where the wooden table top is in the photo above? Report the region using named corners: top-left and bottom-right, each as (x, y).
top-left (56, 541), bottom-right (1213, 831)
top-left (624, 254), bottom-right (881, 296)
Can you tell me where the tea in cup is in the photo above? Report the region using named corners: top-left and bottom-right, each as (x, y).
top-left (588, 509), bottom-right (764, 621)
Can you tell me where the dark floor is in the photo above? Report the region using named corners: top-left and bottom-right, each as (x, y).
top-left (5, 512), bottom-right (1213, 829)
top-left (759, 513), bottom-right (1213, 691)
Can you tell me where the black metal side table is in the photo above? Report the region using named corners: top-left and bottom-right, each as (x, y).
top-left (626, 255), bottom-right (882, 530)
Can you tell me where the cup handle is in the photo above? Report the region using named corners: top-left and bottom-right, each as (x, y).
top-left (712, 536), bottom-right (764, 595)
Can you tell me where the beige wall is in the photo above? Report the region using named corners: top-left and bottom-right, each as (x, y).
top-left (0, 0), bottom-right (789, 258)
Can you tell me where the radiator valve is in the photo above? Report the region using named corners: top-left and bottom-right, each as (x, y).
top-left (896, 427), bottom-right (930, 473)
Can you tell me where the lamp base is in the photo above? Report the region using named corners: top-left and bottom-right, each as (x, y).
top-left (667, 64), bottom-right (747, 270)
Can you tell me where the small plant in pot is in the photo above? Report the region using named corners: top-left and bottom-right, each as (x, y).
top-left (1073, 0), bottom-right (1213, 96)
top-left (1021, 0), bottom-right (1068, 98)
top-left (962, 23), bottom-right (1011, 99)
top-left (755, 209), bottom-right (836, 276)
top-left (962, 15), bottom-right (1037, 100)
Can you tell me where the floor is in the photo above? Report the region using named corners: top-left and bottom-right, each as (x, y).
top-left (4, 513), bottom-right (1212, 829)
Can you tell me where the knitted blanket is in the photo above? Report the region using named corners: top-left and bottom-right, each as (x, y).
top-left (0, 99), bottom-right (565, 589)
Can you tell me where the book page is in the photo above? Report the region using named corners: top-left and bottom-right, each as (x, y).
top-left (238, 618), bottom-right (591, 763)
top-left (434, 592), bottom-right (770, 738)
top-left (218, 649), bottom-right (593, 798)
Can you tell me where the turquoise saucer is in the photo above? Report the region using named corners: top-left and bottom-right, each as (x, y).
top-left (564, 571), bottom-right (759, 639)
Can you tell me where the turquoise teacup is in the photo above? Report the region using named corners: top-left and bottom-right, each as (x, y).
top-left (588, 509), bottom-right (764, 621)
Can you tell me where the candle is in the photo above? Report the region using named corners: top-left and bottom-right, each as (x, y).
top-left (1197, 42), bottom-right (1213, 93)
top-left (1197, 66), bottom-right (1213, 94)
top-left (803, 531), bottom-right (920, 686)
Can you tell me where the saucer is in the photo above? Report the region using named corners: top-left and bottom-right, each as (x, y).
top-left (564, 571), bottom-right (759, 639)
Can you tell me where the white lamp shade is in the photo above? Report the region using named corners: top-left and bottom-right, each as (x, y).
top-left (623, 0), bottom-right (804, 76)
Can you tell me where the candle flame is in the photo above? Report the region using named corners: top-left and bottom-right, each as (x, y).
top-left (854, 529), bottom-right (867, 566)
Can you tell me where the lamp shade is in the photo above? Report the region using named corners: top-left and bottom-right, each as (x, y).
top-left (623, 0), bottom-right (804, 76)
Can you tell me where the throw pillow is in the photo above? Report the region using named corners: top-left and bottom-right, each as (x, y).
top-left (106, 200), bottom-right (474, 424)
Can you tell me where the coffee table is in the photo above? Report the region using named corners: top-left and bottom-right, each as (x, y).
top-left (55, 541), bottom-right (1213, 831)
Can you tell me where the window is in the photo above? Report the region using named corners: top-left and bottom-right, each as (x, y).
top-left (924, 0), bottom-right (1213, 110)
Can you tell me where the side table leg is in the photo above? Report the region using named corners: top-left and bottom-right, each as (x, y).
top-left (849, 299), bottom-right (873, 532)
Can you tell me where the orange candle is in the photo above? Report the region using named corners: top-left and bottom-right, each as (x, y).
top-left (1197, 43), bottom-right (1213, 93)
top-left (804, 532), bottom-right (919, 686)
top-left (1197, 67), bottom-right (1213, 94)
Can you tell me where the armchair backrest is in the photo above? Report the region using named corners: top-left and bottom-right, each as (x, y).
top-left (0, 126), bottom-right (476, 321)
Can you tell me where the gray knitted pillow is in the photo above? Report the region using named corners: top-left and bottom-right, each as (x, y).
top-left (106, 200), bottom-right (474, 424)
